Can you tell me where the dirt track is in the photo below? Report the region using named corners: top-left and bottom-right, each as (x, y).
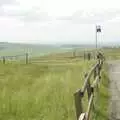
top-left (108, 60), bottom-right (120, 120)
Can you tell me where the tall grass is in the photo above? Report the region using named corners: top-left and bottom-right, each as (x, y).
top-left (0, 60), bottom-right (94, 120)
top-left (94, 63), bottom-right (110, 120)
top-left (103, 48), bottom-right (120, 60)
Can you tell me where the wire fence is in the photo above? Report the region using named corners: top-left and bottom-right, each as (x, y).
top-left (0, 53), bottom-right (28, 64)
top-left (0, 50), bottom-right (96, 64)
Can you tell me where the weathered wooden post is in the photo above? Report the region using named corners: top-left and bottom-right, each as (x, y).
top-left (26, 53), bottom-right (28, 64)
top-left (74, 89), bottom-right (83, 120)
top-left (86, 87), bottom-right (94, 120)
top-left (85, 73), bottom-right (91, 100)
top-left (73, 50), bottom-right (76, 58)
top-left (88, 53), bottom-right (91, 61)
top-left (94, 51), bottom-right (96, 60)
top-left (84, 51), bottom-right (85, 60)
top-left (94, 67), bottom-right (97, 79)
top-left (3, 56), bottom-right (5, 64)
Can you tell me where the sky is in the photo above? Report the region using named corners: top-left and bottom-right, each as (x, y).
top-left (0, 0), bottom-right (120, 45)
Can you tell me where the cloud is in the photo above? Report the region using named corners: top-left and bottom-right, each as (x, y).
top-left (0, 0), bottom-right (17, 15)
top-left (0, 0), bottom-right (16, 6)
top-left (0, 0), bottom-right (50, 22)
top-left (20, 9), bottom-right (51, 22)
top-left (0, 0), bottom-right (120, 24)
top-left (0, 0), bottom-right (120, 45)
top-left (0, 4), bottom-right (52, 23)
top-left (57, 9), bottom-right (120, 24)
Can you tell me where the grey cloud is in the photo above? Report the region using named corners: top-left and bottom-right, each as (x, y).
top-left (0, 6), bottom-right (51, 22)
top-left (0, 0), bottom-right (18, 17)
top-left (0, 0), bottom-right (16, 6)
top-left (20, 10), bottom-right (51, 22)
top-left (57, 9), bottom-right (120, 24)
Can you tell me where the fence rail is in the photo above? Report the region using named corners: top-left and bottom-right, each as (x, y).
top-left (0, 53), bottom-right (28, 64)
top-left (74, 53), bottom-right (104, 120)
top-left (0, 50), bottom-right (95, 64)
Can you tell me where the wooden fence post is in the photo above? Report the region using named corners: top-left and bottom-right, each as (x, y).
top-left (85, 73), bottom-right (91, 100)
top-left (98, 60), bottom-right (102, 78)
top-left (26, 53), bottom-right (28, 64)
top-left (84, 52), bottom-right (85, 60)
top-left (3, 56), bottom-right (5, 64)
top-left (94, 52), bottom-right (96, 60)
top-left (94, 68), bottom-right (97, 79)
top-left (96, 62), bottom-right (101, 81)
top-left (73, 50), bottom-right (76, 58)
top-left (88, 53), bottom-right (91, 61)
top-left (74, 89), bottom-right (83, 120)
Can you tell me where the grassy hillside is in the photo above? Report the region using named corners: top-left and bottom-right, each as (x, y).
top-left (0, 42), bottom-right (73, 57)
top-left (0, 42), bottom-right (95, 58)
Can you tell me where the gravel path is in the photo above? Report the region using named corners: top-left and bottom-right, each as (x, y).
top-left (108, 60), bottom-right (120, 120)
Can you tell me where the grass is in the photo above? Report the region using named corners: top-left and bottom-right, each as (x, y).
top-left (0, 58), bottom-right (94, 120)
top-left (0, 49), bottom-right (110, 120)
top-left (94, 63), bottom-right (110, 120)
top-left (103, 48), bottom-right (120, 60)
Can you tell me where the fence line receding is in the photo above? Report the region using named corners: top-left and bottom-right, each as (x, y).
top-left (74, 53), bottom-right (104, 120)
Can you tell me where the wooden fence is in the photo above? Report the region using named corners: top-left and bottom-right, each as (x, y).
top-left (74, 55), bottom-right (104, 120)
top-left (0, 51), bottom-right (95, 64)
top-left (0, 53), bottom-right (28, 64)
top-left (29, 51), bottom-right (95, 64)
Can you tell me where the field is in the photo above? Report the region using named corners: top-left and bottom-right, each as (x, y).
top-left (0, 43), bottom-right (71, 58)
top-left (0, 60), bottom-right (92, 120)
top-left (103, 48), bottom-right (120, 60)
top-left (0, 49), bottom-right (109, 120)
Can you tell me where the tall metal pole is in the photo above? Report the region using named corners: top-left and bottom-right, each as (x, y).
top-left (96, 25), bottom-right (97, 50)
top-left (95, 25), bottom-right (98, 60)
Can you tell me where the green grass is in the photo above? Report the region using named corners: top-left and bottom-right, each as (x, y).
top-left (0, 49), bottom-right (110, 120)
top-left (103, 48), bottom-right (120, 60)
top-left (0, 60), bottom-right (95, 120)
top-left (94, 63), bottom-right (110, 120)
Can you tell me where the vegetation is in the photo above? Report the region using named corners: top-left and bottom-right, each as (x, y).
top-left (103, 48), bottom-right (120, 60)
top-left (0, 42), bottom-right (73, 57)
top-left (0, 49), bottom-right (110, 120)
top-left (94, 63), bottom-right (110, 120)
top-left (0, 58), bottom-right (94, 120)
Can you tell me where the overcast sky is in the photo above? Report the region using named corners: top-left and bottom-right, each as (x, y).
top-left (0, 0), bottom-right (120, 45)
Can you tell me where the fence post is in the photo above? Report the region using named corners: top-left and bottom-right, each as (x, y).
top-left (85, 73), bottom-right (91, 100)
top-left (94, 68), bottom-right (97, 79)
top-left (96, 61), bottom-right (101, 81)
top-left (88, 53), bottom-right (91, 61)
top-left (74, 89), bottom-right (83, 120)
top-left (84, 52), bottom-right (85, 60)
top-left (94, 52), bottom-right (96, 60)
top-left (98, 59), bottom-right (102, 77)
top-left (26, 53), bottom-right (28, 64)
top-left (3, 56), bottom-right (5, 64)
top-left (73, 50), bottom-right (76, 58)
